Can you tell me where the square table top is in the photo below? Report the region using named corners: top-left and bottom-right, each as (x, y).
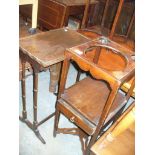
top-left (67, 36), bottom-right (135, 83)
top-left (19, 27), bottom-right (90, 67)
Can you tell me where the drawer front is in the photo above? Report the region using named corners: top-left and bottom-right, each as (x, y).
top-left (57, 100), bottom-right (95, 135)
top-left (38, 0), bottom-right (66, 29)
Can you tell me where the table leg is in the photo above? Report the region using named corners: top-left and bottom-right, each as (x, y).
top-left (33, 71), bottom-right (46, 144)
top-left (21, 60), bottom-right (27, 120)
top-left (33, 71), bottom-right (38, 126)
top-left (49, 62), bottom-right (61, 93)
top-left (19, 56), bottom-right (55, 144)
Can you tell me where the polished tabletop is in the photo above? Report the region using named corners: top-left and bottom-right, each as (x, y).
top-left (19, 28), bottom-right (90, 67)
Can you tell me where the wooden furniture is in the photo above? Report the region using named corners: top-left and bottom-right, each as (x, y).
top-left (19, 17), bottom-right (42, 80)
top-left (108, 0), bottom-right (135, 51)
top-left (19, 28), bottom-right (90, 143)
top-left (81, 0), bottom-right (135, 51)
top-left (19, 0), bottom-right (98, 30)
top-left (76, 30), bottom-right (135, 97)
top-left (91, 102), bottom-right (135, 155)
top-left (19, 0), bottom-right (38, 34)
top-left (77, 0), bottom-right (135, 96)
top-left (19, 17), bottom-right (62, 92)
top-left (121, 77), bottom-right (135, 97)
top-left (53, 36), bottom-right (135, 155)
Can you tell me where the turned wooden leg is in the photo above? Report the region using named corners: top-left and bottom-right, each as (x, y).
top-left (33, 71), bottom-right (38, 128)
top-left (53, 106), bottom-right (60, 137)
top-left (33, 69), bottom-right (46, 144)
top-left (21, 60), bottom-right (27, 120)
top-left (49, 62), bottom-right (61, 93)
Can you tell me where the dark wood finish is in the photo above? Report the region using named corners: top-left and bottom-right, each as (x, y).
top-left (81, 0), bottom-right (135, 51)
top-left (78, 0), bottom-right (135, 92)
top-left (19, 0), bottom-right (98, 30)
top-left (81, 0), bottom-right (90, 28)
top-left (19, 28), bottom-right (90, 143)
top-left (19, 17), bottom-right (63, 93)
top-left (20, 28), bottom-right (90, 68)
top-left (91, 102), bottom-right (135, 155)
top-left (109, 0), bottom-right (135, 51)
top-left (109, 0), bottom-right (124, 38)
top-left (53, 36), bottom-right (135, 155)
top-left (49, 62), bottom-right (62, 92)
top-left (38, 0), bottom-right (66, 29)
top-left (77, 29), bottom-right (102, 39)
top-left (19, 17), bottom-right (41, 81)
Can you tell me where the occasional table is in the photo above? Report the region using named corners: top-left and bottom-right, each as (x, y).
top-left (19, 28), bottom-right (90, 143)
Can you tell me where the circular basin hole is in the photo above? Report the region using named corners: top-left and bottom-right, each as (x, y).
top-left (84, 45), bottom-right (127, 71)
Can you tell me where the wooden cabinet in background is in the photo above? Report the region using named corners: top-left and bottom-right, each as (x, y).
top-left (19, 0), bottom-right (97, 30)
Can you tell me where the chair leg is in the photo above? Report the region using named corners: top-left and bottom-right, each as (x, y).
top-left (53, 107), bottom-right (60, 137)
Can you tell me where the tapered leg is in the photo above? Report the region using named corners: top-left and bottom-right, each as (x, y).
top-left (21, 60), bottom-right (27, 120)
top-left (53, 106), bottom-right (60, 137)
top-left (49, 63), bottom-right (61, 93)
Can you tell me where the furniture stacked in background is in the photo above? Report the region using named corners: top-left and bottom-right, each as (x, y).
top-left (19, 0), bottom-right (98, 30)
top-left (19, 0), bottom-right (135, 96)
top-left (91, 102), bottom-right (135, 155)
top-left (81, 0), bottom-right (135, 50)
top-left (53, 36), bottom-right (135, 155)
top-left (19, 0), bottom-right (134, 40)
top-left (89, 0), bottom-right (134, 41)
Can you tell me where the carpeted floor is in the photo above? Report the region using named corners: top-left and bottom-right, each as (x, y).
top-left (19, 64), bottom-right (85, 155)
top-left (19, 63), bottom-right (134, 155)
